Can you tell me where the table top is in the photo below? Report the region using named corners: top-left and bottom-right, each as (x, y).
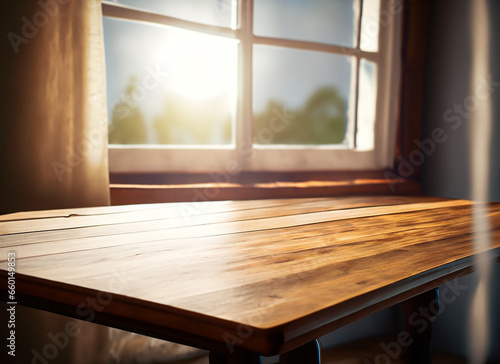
top-left (1, 196), bottom-right (499, 356)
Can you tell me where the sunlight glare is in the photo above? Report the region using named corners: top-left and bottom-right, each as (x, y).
top-left (163, 28), bottom-right (238, 101)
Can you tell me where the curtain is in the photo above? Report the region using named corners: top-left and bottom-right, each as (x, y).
top-left (0, 0), bottom-right (109, 214)
top-left (0, 0), bottom-right (110, 363)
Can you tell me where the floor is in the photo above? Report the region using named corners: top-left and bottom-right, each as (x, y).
top-left (165, 336), bottom-right (468, 363)
top-left (320, 336), bottom-right (467, 364)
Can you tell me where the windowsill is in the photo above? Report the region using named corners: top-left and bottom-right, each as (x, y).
top-left (109, 170), bottom-right (420, 205)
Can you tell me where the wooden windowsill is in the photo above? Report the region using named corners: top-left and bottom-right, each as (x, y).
top-left (109, 171), bottom-right (420, 205)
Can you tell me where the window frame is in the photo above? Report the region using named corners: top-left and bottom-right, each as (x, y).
top-left (103, 0), bottom-right (403, 173)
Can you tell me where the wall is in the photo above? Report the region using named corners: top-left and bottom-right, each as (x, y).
top-left (423, 0), bottom-right (500, 361)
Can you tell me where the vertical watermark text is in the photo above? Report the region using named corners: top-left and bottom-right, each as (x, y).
top-left (6, 251), bottom-right (17, 358)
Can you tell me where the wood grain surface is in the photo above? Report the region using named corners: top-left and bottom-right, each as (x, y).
top-left (1, 196), bottom-right (499, 356)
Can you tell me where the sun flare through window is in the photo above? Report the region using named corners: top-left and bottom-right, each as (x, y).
top-left (103, 0), bottom-right (402, 172)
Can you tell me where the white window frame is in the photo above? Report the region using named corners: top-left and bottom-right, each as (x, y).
top-left (104, 0), bottom-right (402, 173)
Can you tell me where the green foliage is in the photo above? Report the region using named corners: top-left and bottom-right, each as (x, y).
top-left (108, 81), bottom-right (346, 145)
top-left (108, 76), bottom-right (147, 144)
top-left (254, 86), bottom-right (347, 145)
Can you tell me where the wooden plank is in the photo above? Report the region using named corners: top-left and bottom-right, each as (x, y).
top-left (1, 195), bottom-right (436, 234)
top-left (0, 203), bottom-right (163, 222)
top-left (110, 179), bottom-right (421, 205)
top-left (0, 197), bottom-right (327, 234)
top-left (108, 169), bottom-right (402, 185)
top-left (0, 198), bottom-right (462, 260)
top-left (0, 196), bottom-right (443, 244)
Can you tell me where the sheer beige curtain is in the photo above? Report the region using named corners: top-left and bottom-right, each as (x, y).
top-left (0, 0), bottom-right (109, 214)
top-left (0, 0), bottom-right (110, 363)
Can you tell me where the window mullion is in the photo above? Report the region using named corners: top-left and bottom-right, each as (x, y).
top-left (253, 35), bottom-right (374, 59)
top-left (352, 56), bottom-right (361, 149)
top-left (351, 0), bottom-right (364, 149)
top-left (101, 1), bottom-right (237, 39)
top-left (236, 0), bottom-right (254, 169)
top-left (356, 0), bottom-right (364, 48)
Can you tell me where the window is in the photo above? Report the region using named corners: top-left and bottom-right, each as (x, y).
top-left (103, 0), bottom-right (402, 173)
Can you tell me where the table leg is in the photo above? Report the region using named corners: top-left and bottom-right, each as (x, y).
top-left (209, 349), bottom-right (262, 364)
top-left (402, 288), bottom-right (439, 364)
top-left (279, 339), bottom-right (322, 364)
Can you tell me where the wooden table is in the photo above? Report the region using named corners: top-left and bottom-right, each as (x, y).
top-left (1, 196), bottom-right (499, 363)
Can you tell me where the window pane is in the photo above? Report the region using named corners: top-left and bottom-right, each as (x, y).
top-left (115, 0), bottom-right (237, 29)
top-left (253, 45), bottom-right (353, 145)
top-left (356, 59), bottom-right (377, 150)
top-left (254, 0), bottom-right (357, 47)
top-left (360, 0), bottom-right (381, 52)
top-left (103, 17), bottom-right (237, 145)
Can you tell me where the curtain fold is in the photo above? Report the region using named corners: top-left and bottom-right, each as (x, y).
top-left (0, 0), bottom-right (109, 215)
top-left (1, 1), bottom-right (110, 363)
